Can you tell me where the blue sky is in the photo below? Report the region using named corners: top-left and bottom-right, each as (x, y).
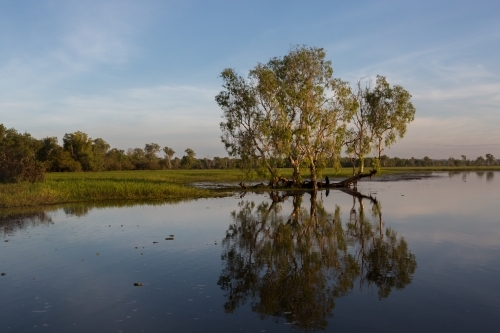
top-left (1, 0), bottom-right (499, 159)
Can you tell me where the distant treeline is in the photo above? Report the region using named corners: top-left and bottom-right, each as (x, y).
top-left (0, 124), bottom-right (498, 183)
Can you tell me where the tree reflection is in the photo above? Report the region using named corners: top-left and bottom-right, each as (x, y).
top-left (486, 171), bottom-right (494, 182)
top-left (218, 190), bottom-right (417, 330)
top-left (0, 208), bottom-right (54, 236)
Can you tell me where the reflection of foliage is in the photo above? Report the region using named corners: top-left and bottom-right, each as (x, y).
top-left (219, 191), bottom-right (416, 331)
top-left (0, 199), bottom-right (188, 236)
top-left (0, 207), bottom-right (55, 236)
top-left (365, 228), bottom-right (417, 299)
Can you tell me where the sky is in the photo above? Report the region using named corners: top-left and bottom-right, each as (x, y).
top-left (1, 0), bottom-right (499, 159)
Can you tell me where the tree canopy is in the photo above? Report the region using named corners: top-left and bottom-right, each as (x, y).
top-left (217, 46), bottom-right (357, 190)
top-left (217, 46), bottom-right (416, 187)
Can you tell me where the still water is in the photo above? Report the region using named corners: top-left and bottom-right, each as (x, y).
top-left (1, 171), bottom-right (499, 332)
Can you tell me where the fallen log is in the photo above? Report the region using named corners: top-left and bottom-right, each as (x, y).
top-left (327, 169), bottom-right (377, 188)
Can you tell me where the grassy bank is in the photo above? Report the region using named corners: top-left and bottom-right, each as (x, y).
top-left (1, 167), bottom-right (499, 208)
top-left (0, 170), bottom-right (241, 208)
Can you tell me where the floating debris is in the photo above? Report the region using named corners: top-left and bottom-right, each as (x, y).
top-left (169, 234), bottom-right (174, 237)
top-left (165, 237), bottom-right (174, 240)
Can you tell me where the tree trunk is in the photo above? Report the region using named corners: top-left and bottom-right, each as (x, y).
top-left (327, 169), bottom-right (377, 188)
top-left (309, 162), bottom-right (318, 192)
top-left (289, 156), bottom-right (301, 186)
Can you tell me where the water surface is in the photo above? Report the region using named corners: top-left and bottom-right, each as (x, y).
top-left (1, 171), bottom-right (499, 332)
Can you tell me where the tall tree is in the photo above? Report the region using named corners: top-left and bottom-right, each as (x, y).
top-left (217, 46), bottom-right (356, 190)
top-left (92, 138), bottom-right (110, 171)
top-left (181, 148), bottom-right (197, 169)
top-left (346, 76), bottom-right (415, 173)
top-left (345, 78), bottom-right (373, 174)
top-left (252, 46), bottom-right (356, 187)
top-left (162, 146), bottom-right (175, 169)
top-left (217, 68), bottom-right (282, 180)
top-left (366, 76), bottom-right (415, 163)
top-left (63, 131), bottom-right (95, 171)
top-left (144, 143), bottom-right (161, 169)
top-left (485, 154), bottom-right (496, 166)
top-left (144, 143), bottom-right (161, 161)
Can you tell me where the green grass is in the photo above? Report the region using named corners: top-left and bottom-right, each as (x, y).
top-left (0, 170), bottom-right (244, 208)
top-left (1, 167), bottom-right (499, 208)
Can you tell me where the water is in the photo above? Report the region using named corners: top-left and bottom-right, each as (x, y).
top-left (0, 171), bottom-right (499, 332)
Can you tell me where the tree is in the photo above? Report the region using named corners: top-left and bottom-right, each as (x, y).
top-left (366, 76), bottom-right (415, 163)
top-left (92, 138), bottom-right (110, 171)
top-left (162, 146), bottom-right (175, 169)
top-left (346, 76), bottom-right (415, 174)
top-left (345, 78), bottom-right (373, 174)
top-left (144, 143), bottom-right (161, 161)
top-left (144, 143), bottom-right (161, 169)
top-left (423, 156), bottom-right (433, 166)
top-left (181, 148), bottom-right (197, 169)
top-left (127, 147), bottom-right (150, 169)
top-left (105, 148), bottom-right (134, 170)
top-left (38, 137), bottom-right (81, 172)
top-left (0, 124), bottom-right (45, 182)
top-left (63, 131), bottom-right (95, 171)
top-left (254, 46), bottom-right (356, 188)
top-left (475, 156), bottom-right (485, 167)
top-left (217, 46), bottom-right (356, 190)
top-left (216, 68), bottom-right (282, 180)
top-left (486, 154), bottom-right (496, 166)
top-left (461, 155), bottom-right (467, 167)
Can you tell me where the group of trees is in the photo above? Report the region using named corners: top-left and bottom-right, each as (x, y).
top-left (339, 154), bottom-right (498, 168)
top-left (0, 124), bottom-right (242, 183)
top-left (217, 45), bottom-right (416, 190)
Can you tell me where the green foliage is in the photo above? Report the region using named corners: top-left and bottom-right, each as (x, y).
top-left (217, 46), bottom-right (356, 189)
top-left (63, 131), bottom-right (95, 171)
top-left (371, 157), bottom-right (381, 173)
top-left (162, 146), bottom-right (175, 169)
top-left (346, 75), bottom-right (415, 173)
top-left (367, 76), bottom-right (415, 159)
top-left (0, 124), bottom-right (45, 183)
top-left (38, 136), bottom-right (82, 172)
top-left (181, 148), bottom-right (197, 169)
